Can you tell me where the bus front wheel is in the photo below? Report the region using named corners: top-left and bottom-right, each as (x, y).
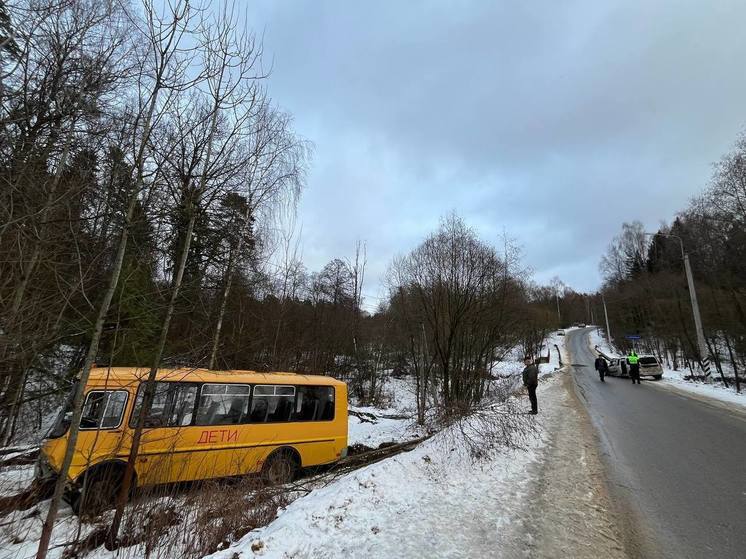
top-left (70, 464), bottom-right (127, 516)
top-left (261, 450), bottom-right (299, 486)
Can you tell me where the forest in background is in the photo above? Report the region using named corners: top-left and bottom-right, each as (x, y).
top-left (597, 134), bottom-right (746, 392)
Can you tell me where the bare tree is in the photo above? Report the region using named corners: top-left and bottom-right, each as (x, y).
top-left (388, 214), bottom-right (524, 418)
top-left (35, 1), bottom-right (204, 556)
top-left (107, 2), bottom-right (278, 545)
top-left (0, 0), bottom-right (131, 445)
top-left (209, 103), bottom-right (308, 369)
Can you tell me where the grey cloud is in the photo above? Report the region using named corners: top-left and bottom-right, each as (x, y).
top-left (249, 0), bottom-right (746, 298)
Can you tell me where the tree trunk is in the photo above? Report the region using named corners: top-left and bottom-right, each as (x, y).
top-left (107, 209), bottom-right (196, 548)
top-left (35, 191), bottom-right (139, 559)
top-left (36, 29), bottom-right (167, 552)
top-left (723, 332), bottom-right (740, 394)
top-left (209, 247), bottom-right (235, 370)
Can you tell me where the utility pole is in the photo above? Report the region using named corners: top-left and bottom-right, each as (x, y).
top-left (555, 292), bottom-right (561, 327)
top-left (602, 293), bottom-right (612, 347)
top-left (683, 252), bottom-right (708, 365)
top-left (645, 233), bottom-right (709, 372)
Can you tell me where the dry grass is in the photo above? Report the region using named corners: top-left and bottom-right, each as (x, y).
top-left (110, 477), bottom-right (289, 559)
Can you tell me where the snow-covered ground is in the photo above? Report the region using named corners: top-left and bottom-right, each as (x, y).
top-left (589, 328), bottom-right (746, 409)
top-left (347, 377), bottom-right (423, 448)
top-left (589, 327), bottom-right (617, 358)
top-left (0, 334), bottom-right (570, 559)
top-left (488, 332), bottom-right (565, 380)
top-left (0, 376), bottom-right (428, 559)
top-left (209, 337), bottom-right (575, 559)
top-left (656, 368), bottom-right (746, 408)
top-left (0, 464), bottom-right (35, 498)
top-left (210, 382), bottom-right (558, 559)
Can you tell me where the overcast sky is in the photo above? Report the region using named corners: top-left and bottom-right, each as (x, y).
top-left (248, 1), bottom-right (746, 304)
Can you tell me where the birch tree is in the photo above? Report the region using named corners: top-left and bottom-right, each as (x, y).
top-left (106, 3), bottom-right (274, 545)
top-left (35, 1), bottom-right (204, 556)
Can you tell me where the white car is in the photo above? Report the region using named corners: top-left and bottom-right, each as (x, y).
top-left (607, 355), bottom-right (663, 380)
top-left (638, 356), bottom-right (664, 379)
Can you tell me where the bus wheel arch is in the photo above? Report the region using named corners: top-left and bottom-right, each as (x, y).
top-left (261, 447), bottom-right (301, 485)
top-left (69, 460), bottom-right (133, 516)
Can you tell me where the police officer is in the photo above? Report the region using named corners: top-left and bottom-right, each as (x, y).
top-left (627, 350), bottom-right (641, 384)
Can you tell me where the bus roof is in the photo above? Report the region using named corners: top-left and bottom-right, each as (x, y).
top-left (85, 367), bottom-right (347, 387)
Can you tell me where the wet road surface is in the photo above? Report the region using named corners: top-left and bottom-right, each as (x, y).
top-left (567, 328), bottom-right (746, 559)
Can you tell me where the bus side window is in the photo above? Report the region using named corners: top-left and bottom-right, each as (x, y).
top-left (130, 382), bottom-right (197, 428)
top-left (251, 385), bottom-right (295, 423)
top-left (295, 386), bottom-right (335, 421)
top-left (196, 384), bottom-right (250, 425)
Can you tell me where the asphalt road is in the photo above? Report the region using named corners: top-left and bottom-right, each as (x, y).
top-left (566, 328), bottom-right (746, 559)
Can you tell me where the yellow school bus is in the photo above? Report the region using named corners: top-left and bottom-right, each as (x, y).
top-left (37, 367), bottom-right (348, 512)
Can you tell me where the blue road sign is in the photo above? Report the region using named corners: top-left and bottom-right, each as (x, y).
top-left (625, 335), bottom-right (642, 340)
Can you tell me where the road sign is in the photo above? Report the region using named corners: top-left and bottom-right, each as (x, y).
top-left (625, 335), bottom-right (642, 340)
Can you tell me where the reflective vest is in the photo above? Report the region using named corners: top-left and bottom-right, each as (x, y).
top-left (627, 354), bottom-right (639, 365)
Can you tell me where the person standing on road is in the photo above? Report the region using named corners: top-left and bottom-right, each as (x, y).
top-left (628, 350), bottom-right (641, 384)
top-left (522, 356), bottom-right (539, 414)
top-left (594, 355), bottom-right (607, 382)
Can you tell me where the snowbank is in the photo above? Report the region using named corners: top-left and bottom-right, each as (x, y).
top-left (489, 332), bottom-right (565, 381)
top-left (0, 464), bottom-right (34, 498)
top-left (209, 380), bottom-right (563, 559)
top-left (657, 368), bottom-right (746, 408)
top-left (589, 327), bottom-right (616, 357)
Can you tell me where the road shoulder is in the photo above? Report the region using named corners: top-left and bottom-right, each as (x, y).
top-left (650, 380), bottom-right (746, 419)
top-left (521, 370), bottom-right (628, 558)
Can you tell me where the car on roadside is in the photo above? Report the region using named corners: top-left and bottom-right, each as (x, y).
top-left (607, 355), bottom-right (663, 380)
top-left (638, 355), bottom-right (663, 379)
top-left (607, 357), bottom-right (627, 377)
top-left (557, 330), bottom-right (566, 336)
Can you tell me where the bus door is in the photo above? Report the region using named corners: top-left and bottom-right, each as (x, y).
top-left (130, 381), bottom-right (198, 486)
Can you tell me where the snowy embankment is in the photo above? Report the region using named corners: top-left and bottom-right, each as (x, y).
top-left (209, 345), bottom-right (568, 559)
top-left (0, 463), bottom-right (35, 498)
top-left (211, 390), bottom-right (555, 559)
top-left (0, 340), bottom-right (567, 559)
top-left (589, 328), bottom-right (746, 409)
top-left (657, 369), bottom-right (746, 408)
top-left (347, 377), bottom-right (423, 449)
top-left (488, 333), bottom-right (565, 381)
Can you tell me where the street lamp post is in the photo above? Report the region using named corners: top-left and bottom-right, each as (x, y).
top-left (646, 232), bottom-right (709, 371)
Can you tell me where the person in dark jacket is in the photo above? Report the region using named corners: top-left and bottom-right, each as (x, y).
top-left (522, 356), bottom-right (539, 414)
top-left (594, 356), bottom-right (607, 382)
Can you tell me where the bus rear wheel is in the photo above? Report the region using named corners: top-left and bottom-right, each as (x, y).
top-left (261, 450), bottom-right (299, 486)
